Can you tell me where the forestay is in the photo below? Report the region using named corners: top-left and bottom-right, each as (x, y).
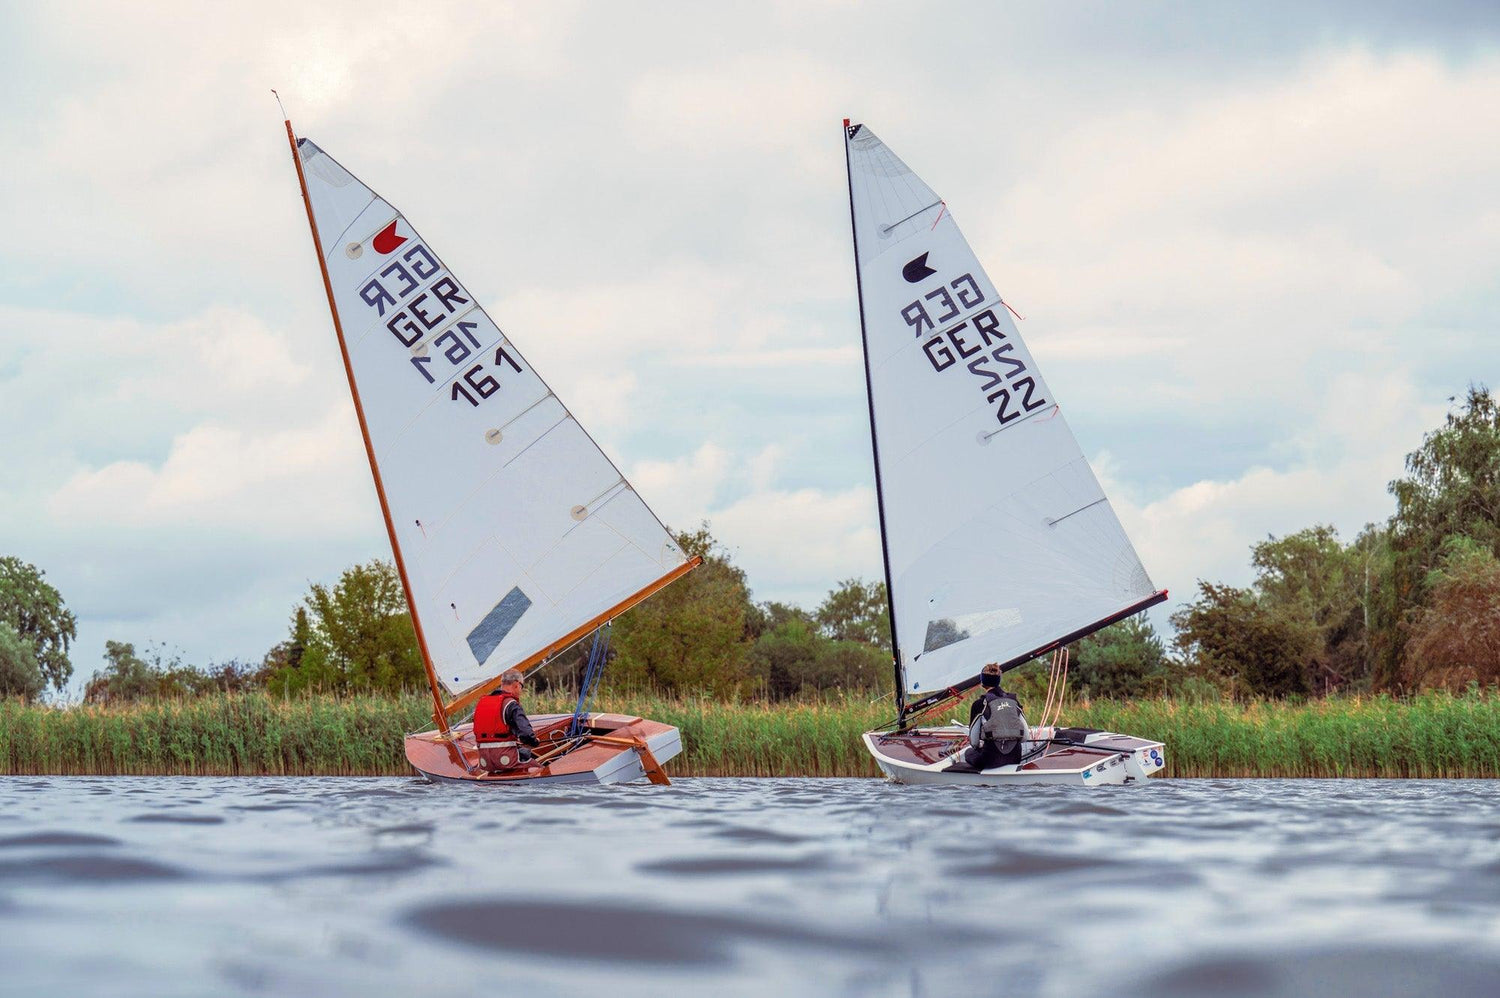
top-left (296, 137), bottom-right (688, 699)
top-left (844, 122), bottom-right (1161, 698)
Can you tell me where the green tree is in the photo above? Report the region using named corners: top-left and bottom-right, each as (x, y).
top-left (607, 525), bottom-right (752, 694)
top-left (0, 556), bottom-right (77, 692)
top-left (85, 640), bottom-right (268, 703)
top-left (1382, 385), bottom-right (1500, 686)
top-left (1068, 616), bottom-right (1170, 699)
top-left (747, 617), bottom-right (824, 699)
top-left (746, 617), bottom-right (889, 699)
top-left (266, 560), bottom-right (423, 695)
top-left (815, 578), bottom-right (891, 651)
top-left (1389, 385), bottom-right (1500, 567)
top-left (1249, 525), bottom-right (1370, 690)
top-left (0, 622), bottom-right (44, 700)
top-left (1402, 537), bottom-right (1500, 690)
top-left (84, 641), bottom-right (160, 702)
top-left (745, 600), bottom-right (814, 641)
top-left (1171, 582), bottom-right (1315, 698)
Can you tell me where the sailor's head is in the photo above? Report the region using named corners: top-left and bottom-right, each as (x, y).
top-left (499, 669), bottom-right (524, 695)
top-left (980, 662), bottom-right (1002, 689)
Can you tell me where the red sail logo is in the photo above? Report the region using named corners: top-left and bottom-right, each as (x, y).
top-left (372, 221), bottom-right (407, 255)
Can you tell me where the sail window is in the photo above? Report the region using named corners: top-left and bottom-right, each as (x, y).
top-left (466, 587), bottom-right (533, 665)
top-left (922, 608), bottom-right (1024, 653)
top-left (923, 618), bottom-right (969, 653)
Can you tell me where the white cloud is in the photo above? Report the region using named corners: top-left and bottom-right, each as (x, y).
top-left (710, 484), bottom-right (882, 605)
top-left (1102, 369), bottom-right (1451, 615)
top-left (628, 441), bottom-right (881, 604)
top-left (630, 442), bottom-right (733, 527)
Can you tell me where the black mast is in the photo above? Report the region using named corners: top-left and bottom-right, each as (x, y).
top-left (843, 120), bottom-right (906, 718)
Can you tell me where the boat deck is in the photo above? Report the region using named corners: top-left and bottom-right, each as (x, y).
top-left (867, 728), bottom-right (1119, 772)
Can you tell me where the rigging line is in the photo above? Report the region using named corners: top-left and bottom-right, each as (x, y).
top-left (326, 194), bottom-right (381, 256)
top-left (527, 483), bottom-right (632, 575)
top-left (349, 212), bottom-right (403, 249)
top-left (880, 199), bottom-right (944, 233)
top-left (1046, 496), bottom-right (1108, 527)
top-left (576, 476), bottom-right (629, 514)
top-left (930, 201), bottom-right (947, 230)
top-left (568, 624), bottom-right (612, 737)
top-left (978, 402), bottom-right (1060, 442)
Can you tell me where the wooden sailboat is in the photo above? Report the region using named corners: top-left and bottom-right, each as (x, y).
top-left (281, 112), bottom-right (698, 784)
top-left (842, 120), bottom-right (1169, 786)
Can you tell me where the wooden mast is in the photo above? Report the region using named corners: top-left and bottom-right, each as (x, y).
top-left (282, 115), bottom-right (451, 735)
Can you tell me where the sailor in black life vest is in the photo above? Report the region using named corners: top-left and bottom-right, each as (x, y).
top-left (473, 669), bottom-right (541, 772)
top-left (956, 662), bottom-right (1031, 771)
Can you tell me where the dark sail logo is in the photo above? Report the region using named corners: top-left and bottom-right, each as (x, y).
top-left (902, 252), bottom-right (936, 284)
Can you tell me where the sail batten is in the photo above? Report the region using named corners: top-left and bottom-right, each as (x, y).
top-left (292, 131), bottom-right (691, 701)
top-left (844, 122), bottom-right (1162, 700)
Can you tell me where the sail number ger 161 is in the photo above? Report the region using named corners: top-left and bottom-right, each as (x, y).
top-left (356, 238), bottom-right (527, 408)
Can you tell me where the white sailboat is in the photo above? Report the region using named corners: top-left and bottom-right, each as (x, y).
top-left (842, 120), bottom-right (1169, 786)
top-left (281, 112), bottom-right (698, 784)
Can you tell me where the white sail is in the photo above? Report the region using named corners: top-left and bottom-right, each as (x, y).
top-left (296, 137), bottom-right (688, 698)
top-left (844, 123), bottom-right (1161, 698)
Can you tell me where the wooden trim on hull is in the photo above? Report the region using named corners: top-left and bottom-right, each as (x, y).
top-left (406, 712), bottom-right (682, 786)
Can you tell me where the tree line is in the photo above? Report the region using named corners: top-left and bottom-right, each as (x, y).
top-left (4, 385), bottom-right (1496, 705)
top-left (1171, 385), bottom-right (1500, 696)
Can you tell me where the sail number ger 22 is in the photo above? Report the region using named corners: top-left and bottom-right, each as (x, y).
top-left (900, 272), bottom-right (1048, 427)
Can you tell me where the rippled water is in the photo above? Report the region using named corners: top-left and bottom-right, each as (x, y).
top-left (1, 777), bottom-right (1497, 996)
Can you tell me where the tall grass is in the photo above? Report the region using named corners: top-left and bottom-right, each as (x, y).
top-left (2, 689), bottom-right (1496, 778)
top-left (1074, 690), bottom-right (1500, 778)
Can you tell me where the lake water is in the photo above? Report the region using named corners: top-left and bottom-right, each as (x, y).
top-left (0, 777), bottom-right (1496, 997)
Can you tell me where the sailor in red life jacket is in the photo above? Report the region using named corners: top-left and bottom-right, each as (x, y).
top-left (473, 669), bottom-right (541, 772)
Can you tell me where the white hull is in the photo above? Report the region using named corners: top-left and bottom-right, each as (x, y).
top-left (863, 725), bottom-right (1165, 788)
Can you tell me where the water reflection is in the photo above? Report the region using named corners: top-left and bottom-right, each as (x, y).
top-left (0, 776), bottom-right (1494, 997)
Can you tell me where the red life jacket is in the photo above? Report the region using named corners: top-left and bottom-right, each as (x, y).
top-left (473, 690), bottom-right (518, 743)
top-left (473, 690), bottom-right (523, 772)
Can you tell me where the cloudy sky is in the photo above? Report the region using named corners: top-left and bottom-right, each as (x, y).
top-left (2, 1), bottom-right (1496, 692)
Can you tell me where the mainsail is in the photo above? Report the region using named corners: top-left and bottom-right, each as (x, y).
top-left (286, 122), bottom-right (694, 718)
top-left (843, 121), bottom-right (1165, 702)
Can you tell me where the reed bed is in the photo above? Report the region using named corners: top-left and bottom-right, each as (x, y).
top-left (2, 689), bottom-right (1496, 778)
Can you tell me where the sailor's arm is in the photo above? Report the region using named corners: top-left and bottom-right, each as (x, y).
top-left (504, 700), bottom-right (540, 746)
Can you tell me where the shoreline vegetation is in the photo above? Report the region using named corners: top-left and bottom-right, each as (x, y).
top-left (4, 689), bottom-right (1497, 779)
